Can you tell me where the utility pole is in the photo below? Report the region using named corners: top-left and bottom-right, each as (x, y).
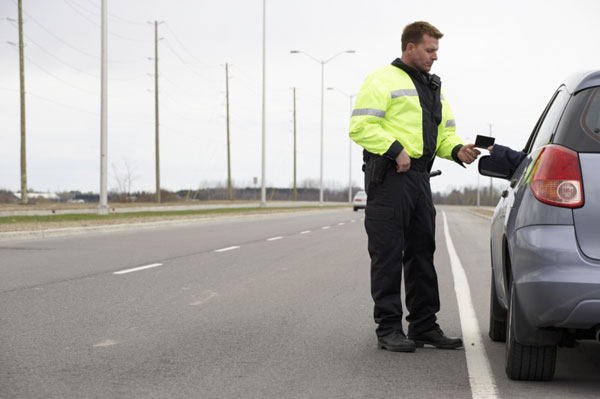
top-left (154, 20), bottom-right (161, 203)
top-left (225, 63), bottom-right (232, 201)
top-left (489, 123), bottom-right (493, 206)
top-left (292, 87), bottom-right (297, 201)
top-left (17, 0), bottom-right (27, 205)
top-left (98, 0), bottom-right (109, 215)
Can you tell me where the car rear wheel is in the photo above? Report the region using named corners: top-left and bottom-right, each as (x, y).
top-left (489, 269), bottom-right (507, 342)
top-left (505, 282), bottom-right (557, 381)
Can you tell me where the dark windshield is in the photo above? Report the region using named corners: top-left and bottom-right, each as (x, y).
top-left (553, 87), bottom-right (600, 152)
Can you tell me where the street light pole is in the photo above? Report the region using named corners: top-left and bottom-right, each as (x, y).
top-left (260, 0), bottom-right (267, 207)
top-left (98, 0), bottom-right (108, 215)
top-left (290, 49), bottom-right (355, 205)
top-left (327, 87), bottom-right (356, 204)
top-left (319, 60), bottom-right (324, 204)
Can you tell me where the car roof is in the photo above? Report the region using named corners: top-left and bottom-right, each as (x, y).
top-left (564, 70), bottom-right (600, 94)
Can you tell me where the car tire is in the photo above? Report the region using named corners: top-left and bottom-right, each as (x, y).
top-left (489, 269), bottom-right (507, 342)
top-left (505, 282), bottom-right (557, 381)
top-left (353, 207), bottom-right (358, 212)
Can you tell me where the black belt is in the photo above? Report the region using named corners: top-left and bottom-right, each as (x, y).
top-left (363, 150), bottom-right (431, 173)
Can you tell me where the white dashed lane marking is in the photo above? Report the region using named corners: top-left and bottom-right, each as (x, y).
top-left (118, 220), bottom-right (355, 274)
top-left (189, 291), bottom-right (218, 306)
top-left (214, 246), bottom-right (240, 253)
top-left (114, 263), bottom-right (163, 275)
top-left (93, 339), bottom-right (119, 348)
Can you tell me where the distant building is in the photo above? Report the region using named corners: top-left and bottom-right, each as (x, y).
top-left (16, 192), bottom-right (60, 200)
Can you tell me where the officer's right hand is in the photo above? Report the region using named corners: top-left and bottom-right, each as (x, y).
top-left (395, 149), bottom-right (411, 173)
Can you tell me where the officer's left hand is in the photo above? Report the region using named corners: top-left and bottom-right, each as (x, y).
top-left (458, 144), bottom-right (481, 164)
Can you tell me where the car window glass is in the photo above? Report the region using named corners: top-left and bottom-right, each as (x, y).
top-left (553, 87), bottom-right (600, 152)
top-left (581, 87), bottom-right (600, 138)
top-left (530, 88), bottom-right (570, 151)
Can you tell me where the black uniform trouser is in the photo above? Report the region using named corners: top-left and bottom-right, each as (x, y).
top-left (364, 161), bottom-right (440, 337)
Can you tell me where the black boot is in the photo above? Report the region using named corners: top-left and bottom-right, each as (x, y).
top-left (377, 331), bottom-right (416, 352)
top-left (409, 327), bottom-right (463, 349)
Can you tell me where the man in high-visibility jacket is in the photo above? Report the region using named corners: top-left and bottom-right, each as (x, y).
top-left (349, 21), bottom-right (480, 352)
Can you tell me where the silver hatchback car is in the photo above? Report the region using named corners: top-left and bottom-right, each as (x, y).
top-left (479, 70), bottom-right (600, 381)
top-left (352, 190), bottom-right (367, 211)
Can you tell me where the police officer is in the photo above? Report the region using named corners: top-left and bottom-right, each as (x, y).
top-left (349, 21), bottom-right (480, 352)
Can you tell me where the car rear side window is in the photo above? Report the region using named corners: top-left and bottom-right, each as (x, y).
top-left (554, 87), bottom-right (600, 152)
top-left (530, 88), bottom-right (570, 151)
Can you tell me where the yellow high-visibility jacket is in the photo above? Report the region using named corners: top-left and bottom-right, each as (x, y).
top-left (349, 64), bottom-right (463, 162)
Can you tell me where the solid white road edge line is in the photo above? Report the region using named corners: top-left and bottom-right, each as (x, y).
top-left (114, 263), bottom-right (163, 275)
top-left (442, 211), bottom-right (498, 399)
top-left (214, 246), bottom-right (240, 252)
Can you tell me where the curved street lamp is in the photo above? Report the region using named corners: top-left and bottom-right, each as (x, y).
top-left (290, 49), bottom-right (355, 205)
top-left (327, 87), bottom-right (356, 204)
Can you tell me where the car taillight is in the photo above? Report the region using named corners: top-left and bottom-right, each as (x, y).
top-left (530, 145), bottom-right (583, 208)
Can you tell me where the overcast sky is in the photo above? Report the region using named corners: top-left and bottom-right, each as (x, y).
top-left (2, 0), bottom-right (600, 195)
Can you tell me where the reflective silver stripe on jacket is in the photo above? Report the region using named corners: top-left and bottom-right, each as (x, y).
top-left (445, 119), bottom-right (456, 128)
top-left (390, 89), bottom-right (418, 98)
top-left (351, 108), bottom-right (386, 118)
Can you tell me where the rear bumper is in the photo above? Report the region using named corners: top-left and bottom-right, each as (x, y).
top-left (512, 225), bottom-right (600, 330)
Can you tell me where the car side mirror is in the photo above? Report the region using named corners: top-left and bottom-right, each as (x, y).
top-left (478, 155), bottom-right (512, 180)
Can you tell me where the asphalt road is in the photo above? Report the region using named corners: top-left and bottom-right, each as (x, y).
top-left (1, 207), bottom-right (600, 398)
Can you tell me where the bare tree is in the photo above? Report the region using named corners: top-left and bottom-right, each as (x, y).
top-left (111, 159), bottom-right (138, 200)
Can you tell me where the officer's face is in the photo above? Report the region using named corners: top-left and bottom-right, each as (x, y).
top-left (405, 34), bottom-right (439, 73)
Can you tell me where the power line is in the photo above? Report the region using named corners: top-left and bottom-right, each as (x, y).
top-left (164, 23), bottom-right (219, 69)
top-left (1, 85), bottom-right (152, 126)
top-left (64, 0), bottom-right (100, 18)
top-left (160, 74), bottom-right (209, 98)
top-left (162, 39), bottom-right (212, 81)
top-left (62, 0), bottom-right (151, 43)
top-left (5, 45), bottom-right (97, 94)
top-left (27, 91), bottom-right (98, 115)
top-left (159, 88), bottom-right (209, 112)
top-left (160, 100), bottom-right (218, 123)
top-left (84, 0), bottom-right (148, 26)
top-left (6, 21), bottom-right (100, 78)
top-left (7, 7), bottom-right (145, 64)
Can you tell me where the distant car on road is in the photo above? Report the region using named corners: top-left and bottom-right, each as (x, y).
top-left (480, 70), bottom-right (600, 381)
top-left (352, 190), bottom-right (367, 211)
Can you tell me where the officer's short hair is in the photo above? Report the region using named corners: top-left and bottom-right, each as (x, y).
top-left (401, 21), bottom-right (443, 52)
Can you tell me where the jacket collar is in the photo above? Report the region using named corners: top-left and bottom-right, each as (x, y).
top-left (391, 58), bottom-right (430, 83)
top-left (391, 58), bottom-right (441, 89)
